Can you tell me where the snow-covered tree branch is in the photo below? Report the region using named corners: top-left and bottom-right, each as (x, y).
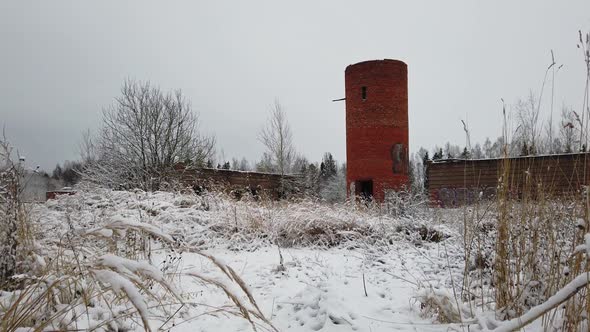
top-left (258, 100), bottom-right (295, 177)
top-left (82, 79), bottom-right (216, 191)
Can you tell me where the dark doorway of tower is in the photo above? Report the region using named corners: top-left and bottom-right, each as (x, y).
top-left (356, 180), bottom-right (373, 201)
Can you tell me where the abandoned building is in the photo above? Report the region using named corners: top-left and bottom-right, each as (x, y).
top-left (344, 59), bottom-right (409, 201)
top-left (427, 153), bottom-right (590, 207)
top-left (172, 165), bottom-right (298, 200)
top-left (44, 166), bottom-right (296, 201)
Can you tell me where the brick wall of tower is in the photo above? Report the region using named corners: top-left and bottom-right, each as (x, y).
top-left (345, 59), bottom-right (409, 201)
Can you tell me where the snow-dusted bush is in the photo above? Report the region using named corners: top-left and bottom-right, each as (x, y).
top-left (319, 171), bottom-right (346, 203)
top-left (453, 187), bottom-right (590, 331)
top-left (0, 190), bottom-right (276, 331)
top-left (80, 79), bottom-right (215, 191)
top-left (383, 188), bottom-right (430, 218)
top-left (414, 287), bottom-right (471, 323)
top-left (0, 138), bottom-right (35, 286)
top-left (33, 188), bottom-right (447, 253)
top-left (169, 193), bottom-right (443, 250)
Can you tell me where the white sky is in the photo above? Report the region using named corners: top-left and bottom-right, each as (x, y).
top-left (1, 1), bottom-right (590, 171)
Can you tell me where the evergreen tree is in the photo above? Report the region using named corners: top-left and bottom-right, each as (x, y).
top-left (52, 164), bottom-right (63, 180)
top-left (231, 158), bottom-right (239, 170)
top-left (492, 137), bottom-right (505, 158)
top-left (62, 161), bottom-right (83, 186)
top-left (238, 157), bottom-right (250, 171)
top-left (293, 157), bottom-right (309, 194)
top-left (422, 151), bottom-right (430, 164)
top-left (460, 147), bottom-right (471, 159)
top-left (320, 153), bottom-right (337, 180)
top-left (444, 142), bottom-right (461, 159)
top-left (319, 162), bottom-right (346, 203)
top-left (432, 148), bottom-right (443, 161)
top-left (291, 155), bottom-right (308, 175)
top-left (299, 162), bottom-right (307, 174)
top-left (255, 152), bottom-right (275, 173)
top-left (305, 163), bottom-right (320, 196)
top-left (422, 151), bottom-right (430, 190)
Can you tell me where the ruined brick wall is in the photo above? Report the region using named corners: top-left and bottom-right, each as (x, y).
top-left (345, 59), bottom-right (409, 201)
top-left (172, 167), bottom-right (299, 199)
top-left (427, 153), bottom-right (590, 207)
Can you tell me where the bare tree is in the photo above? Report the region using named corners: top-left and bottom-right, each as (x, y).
top-left (443, 142), bottom-right (461, 159)
top-left (231, 157), bottom-right (240, 171)
top-left (83, 79), bottom-right (215, 190)
top-left (491, 136), bottom-right (505, 158)
top-left (483, 138), bottom-right (493, 158)
top-left (255, 152), bottom-right (275, 173)
top-left (515, 91), bottom-right (543, 155)
top-left (471, 143), bottom-right (484, 159)
top-left (319, 163), bottom-right (347, 203)
top-left (78, 128), bottom-right (96, 165)
top-left (238, 157), bottom-right (250, 171)
top-left (258, 100), bottom-right (295, 176)
top-left (408, 153), bottom-right (425, 192)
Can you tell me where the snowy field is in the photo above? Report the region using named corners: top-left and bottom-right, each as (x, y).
top-left (172, 243), bottom-right (463, 331)
top-left (3, 189), bottom-right (555, 331)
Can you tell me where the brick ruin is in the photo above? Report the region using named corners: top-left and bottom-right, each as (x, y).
top-left (47, 59), bottom-right (411, 202)
top-left (427, 153), bottom-right (590, 207)
top-left (44, 165), bottom-right (298, 201)
top-left (345, 59), bottom-right (409, 201)
top-left (172, 166), bottom-right (298, 200)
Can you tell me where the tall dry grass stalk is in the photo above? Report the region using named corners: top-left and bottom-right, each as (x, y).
top-left (451, 93), bottom-right (590, 330)
top-left (453, 34), bottom-right (590, 329)
top-left (1, 217), bottom-right (277, 331)
top-left (489, 64), bottom-right (590, 328)
top-left (0, 136), bottom-right (36, 289)
top-left (456, 149), bottom-right (590, 330)
top-left (494, 104), bottom-right (513, 317)
top-left (0, 190), bottom-right (277, 331)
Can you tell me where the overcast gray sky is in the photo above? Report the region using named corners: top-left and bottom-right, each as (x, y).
top-left (1, 1), bottom-right (589, 171)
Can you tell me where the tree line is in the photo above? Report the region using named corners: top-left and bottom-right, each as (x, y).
top-left (407, 89), bottom-right (589, 193)
top-left (49, 79), bottom-right (346, 201)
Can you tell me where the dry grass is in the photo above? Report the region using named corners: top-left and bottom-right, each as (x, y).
top-left (0, 190), bottom-right (278, 331)
top-left (457, 105), bottom-right (590, 330)
top-left (179, 191), bottom-right (442, 250)
top-left (415, 286), bottom-right (471, 324)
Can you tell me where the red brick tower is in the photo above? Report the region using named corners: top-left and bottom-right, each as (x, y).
top-left (345, 59), bottom-right (409, 201)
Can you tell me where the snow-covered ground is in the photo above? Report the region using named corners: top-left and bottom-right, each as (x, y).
top-left (3, 189), bottom-right (500, 331)
top-left (171, 243), bottom-right (463, 331)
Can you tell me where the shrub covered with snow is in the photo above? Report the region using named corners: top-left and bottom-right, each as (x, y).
top-left (38, 189), bottom-right (446, 252)
top-left (0, 188), bottom-right (463, 330)
top-left (0, 189), bottom-right (276, 331)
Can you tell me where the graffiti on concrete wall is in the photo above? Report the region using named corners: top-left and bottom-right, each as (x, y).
top-left (430, 187), bottom-right (497, 208)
